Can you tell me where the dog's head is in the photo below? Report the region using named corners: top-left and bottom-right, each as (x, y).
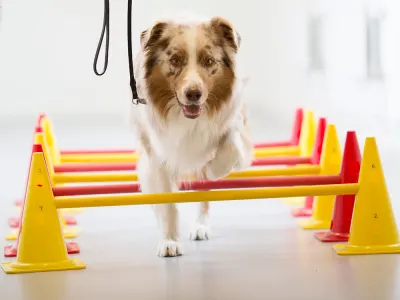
top-left (140, 16), bottom-right (241, 120)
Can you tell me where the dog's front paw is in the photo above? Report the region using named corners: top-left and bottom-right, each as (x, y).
top-left (189, 223), bottom-right (210, 241)
top-left (157, 240), bottom-right (183, 257)
top-left (204, 158), bottom-right (235, 181)
top-left (205, 146), bottom-right (238, 180)
top-left (234, 150), bottom-right (253, 170)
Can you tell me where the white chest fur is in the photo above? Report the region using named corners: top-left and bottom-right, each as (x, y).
top-left (132, 105), bottom-right (230, 175)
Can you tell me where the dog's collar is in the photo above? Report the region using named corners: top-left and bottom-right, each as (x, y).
top-left (132, 98), bottom-right (147, 105)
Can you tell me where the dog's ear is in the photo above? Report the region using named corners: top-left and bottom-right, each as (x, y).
top-left (140, 22), bottom-right (169, 50)
top-left (210, 17), bottom-right (241, 51)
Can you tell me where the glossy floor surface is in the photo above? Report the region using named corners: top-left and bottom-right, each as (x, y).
top-left (0, 113), bottom-right (400, 300)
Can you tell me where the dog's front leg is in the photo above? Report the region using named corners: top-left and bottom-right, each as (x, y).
top-left (190, 201), bottom-right (210, 241)
top-left (138, 154), bottom-right (182, 257)
top-left (205, 129), bottom-right (253, 181)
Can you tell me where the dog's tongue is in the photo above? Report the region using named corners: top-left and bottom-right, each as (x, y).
top-left (183, 105), bottom-right (201, 117)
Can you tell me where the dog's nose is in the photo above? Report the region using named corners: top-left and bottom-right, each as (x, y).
top-left (185, 88), bottom-right (202, 102)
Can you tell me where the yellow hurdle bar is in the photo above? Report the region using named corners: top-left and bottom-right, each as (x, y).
top-left (60, 153), bottom-right (139, 163)
top-left (60, 146), bottom-right (300, 163)
top-left (55, 183), bottom-right (360, 208)
top-left (52, 165), bottom-right (321, 184)
top-left (53, 172), bottom-right (139, 184)
top-left (252, 146), bottom-right (299, 158)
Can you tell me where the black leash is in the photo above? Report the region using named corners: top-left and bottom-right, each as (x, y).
top-left (93, 0), bottom-right (146, 105)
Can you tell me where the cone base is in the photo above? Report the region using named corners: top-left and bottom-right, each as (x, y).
top-left (298, 219), bottom-right (331, 230)
top-left (333, 243), bottom-right (400, 255)
top-left (61, 208), bottom-right (84, 214)
top-left (281, 197), bottom-right (304, 205)
top-left (4, 242), bottom-right (80, 257)
top-left (315, 231), bottom-right (349, 242)
top-left (1, 258), bottom-right (86, 274)
top-left (6, 227), bottom-right (80, 241)
top-left (291, 207), bottom-right (312, 217)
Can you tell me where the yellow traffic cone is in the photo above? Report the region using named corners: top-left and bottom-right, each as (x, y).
top-left (333, 137), bottom-right (400, 255)
top-left (281, 110), bottom-right (317, 205)
top-left (41, 115), bottom-right (84, 213)
top-left (1, 144), bottom-right (85, 274)
top-left (6, 128), bottom-right (80, 241)
top-left (39, 127), bottom-right (81, 235)
top-left (40, 115), bottom-right (61, 165)
top-left (298, 110), bottom-right (317, 158)
top-left (298, 124), bottom-right (342, 229)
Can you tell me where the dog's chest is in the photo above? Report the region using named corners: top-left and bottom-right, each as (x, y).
top-left (153, 119), bottom-right (222, 171)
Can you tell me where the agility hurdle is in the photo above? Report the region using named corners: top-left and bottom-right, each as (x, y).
top-left (41, 109), bottom-right (316, 164)
top-left (3, 122), bottom-right (335, 258)
top-left (55, 113), bottom-right (317, 173)
top-left (8, 115), bottom-right (325, 231)
top-left (2, 120), bottom-right (331, 258)
top-left (6, 113), bottom-right (323, 243)
top-left (313, 131), bottom-right (361, 241)
top-left (12, 108), bottom-right (314, 207)
top-left (290, 122), bottom-right (342, 219)
top-left (11, 114), bottom-right (333, 217)
top-left (60, 108), bottom-right (305, 155)
top-left (2, 135), bottom-right (399, 274)
top-left (294, 130), bottom-right (360, 233)
top-left (33, 114), bottom-right (323, 184)
top-left (5, 116), bottom-right (337, 256)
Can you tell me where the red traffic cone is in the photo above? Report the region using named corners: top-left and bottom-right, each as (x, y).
top-left (256, 108), bottom-right (304, 148)
top-left (37, 113), bottom-right (46, 126)
top-left (291, 117), bottom-right (326, 217)
top-left (315, 131), bottom-right (361, 242)
top-left (291, 108), bottom-right (304, 146)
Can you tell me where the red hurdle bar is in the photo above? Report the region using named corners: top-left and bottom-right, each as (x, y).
top-left (52, 175), bottom-right (342, 197)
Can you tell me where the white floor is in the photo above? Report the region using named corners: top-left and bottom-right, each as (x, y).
top-left (1, 112), bottom-right (400, 300)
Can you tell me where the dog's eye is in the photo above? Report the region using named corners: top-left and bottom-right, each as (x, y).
top-left (170, 56), bottom-right (181, 67)
top-left (205, 57), bottom-right (215, 67)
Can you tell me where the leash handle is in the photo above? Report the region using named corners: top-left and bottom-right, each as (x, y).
top-left (93, 0), bottom-right (143, 104)
top-left (93, 0), bottom-right (110, 76)
top-left (127, 0), bottom-right (139, 103)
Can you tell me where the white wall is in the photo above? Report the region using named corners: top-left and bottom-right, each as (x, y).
top-left (0, 0), bottom-right (399, 146)
top-left (0, 0), bottom-right (264, 118)
top-left (300, 0), bottom-right (400, 147)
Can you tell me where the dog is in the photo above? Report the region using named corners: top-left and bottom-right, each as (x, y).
top-left (129, 13), bottom-right (253, 257)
